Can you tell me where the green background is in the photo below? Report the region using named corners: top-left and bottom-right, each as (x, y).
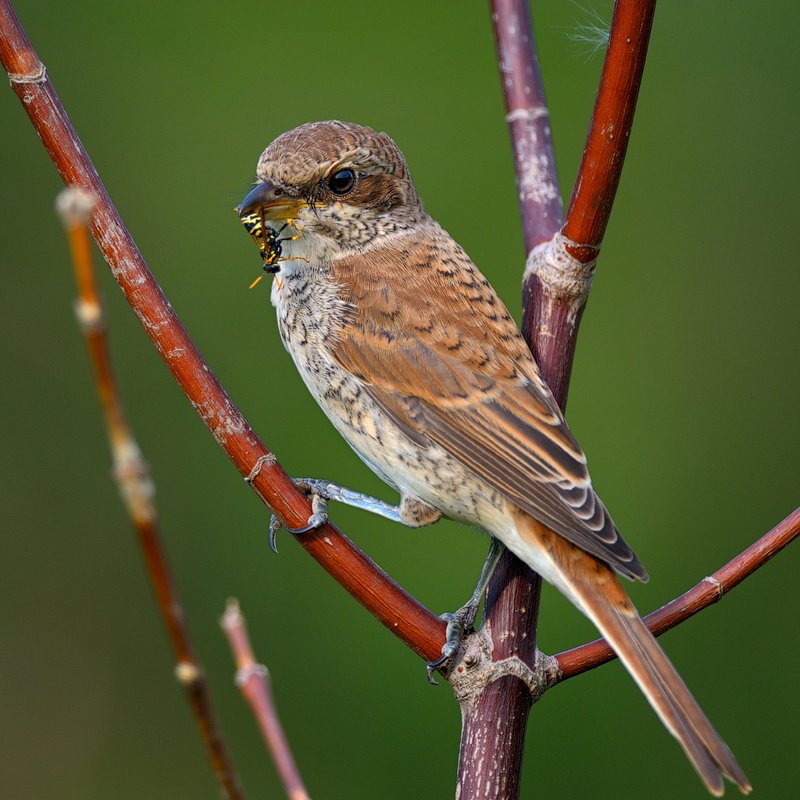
top-left (2, 1), bottom-right (798, 798)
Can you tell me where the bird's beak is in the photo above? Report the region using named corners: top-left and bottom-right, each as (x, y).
top-left (236, 181), bottom-right (307, 221)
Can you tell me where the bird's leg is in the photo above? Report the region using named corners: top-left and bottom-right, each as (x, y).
top-left (268, 477), bottom-right (501, 684)
top-left (426, 537), bottom-right (505, 684)
top-left (268, 479), bottom-right (441, 552)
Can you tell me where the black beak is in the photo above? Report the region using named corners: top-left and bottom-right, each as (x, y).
top-left (237, 181), bottom-right (282, 219)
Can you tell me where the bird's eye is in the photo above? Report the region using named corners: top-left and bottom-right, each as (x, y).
top-left (328, 168), bottom-right (356, 196)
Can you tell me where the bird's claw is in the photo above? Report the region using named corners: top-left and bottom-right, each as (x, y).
top-left (286, 511), bottom-right (328, 534)
top-left (425, 605), bottom-right (478, 685)
top-left (267, 514), bottom-right (283, 553)
top-left (425, 652), bottom-right (450, 685)
top-left (267, 480), bottom-right (329, 552)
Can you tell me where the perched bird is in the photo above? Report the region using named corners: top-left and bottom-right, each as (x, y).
top-left (237, 120), bottom-right (750, 795)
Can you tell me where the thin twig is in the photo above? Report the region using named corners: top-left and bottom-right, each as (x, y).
top-left (0, 0), bottom-right (445, 663)
top-left (554, 506), bottom-right (800, 680)
top-left (55, 188), bottom-right (246, 800)
top-left (221, 600), bottom-right (311, 800)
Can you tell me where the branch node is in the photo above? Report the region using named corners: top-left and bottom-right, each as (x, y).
top-left (235, 662), bottom-right (269, 688)
top-left (524, 232), bottom-right (596, 305)
top-left (506, 106), bottom-right (549, 123)
top-left (539, 651), bottom-right (562, 688)
top-left (73, 297), bottom-right (105, 331)
top-left (55, 186), bottom-right (96, 225)
top-left (245, 453), bottom-right (277, 483)
top-left (113, 439), bottom-right (156, 524)
top-left (448, 622), bottom-right (555, 710)
top-left (8, 63), bottom-right (46, 84)
top-left (174, 661), bottom-right (201, 686)
top-left (703, 574), bottom-right (724, 598)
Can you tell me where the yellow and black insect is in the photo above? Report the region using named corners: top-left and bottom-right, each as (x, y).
top-left (240, 211), bottom-right (304, 288)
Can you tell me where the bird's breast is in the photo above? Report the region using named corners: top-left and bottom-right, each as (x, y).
top-left (271, 263), bottom-right (342, 346)
top-left (270, 263), bottom-right (360, 422)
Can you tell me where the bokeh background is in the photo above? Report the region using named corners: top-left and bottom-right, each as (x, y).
top-left (1, 2), bottom-right (798, 798)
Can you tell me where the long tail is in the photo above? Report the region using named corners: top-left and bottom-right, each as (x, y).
top-left (514, 512), bottom-right (751, 795)
top-left (576, 585), bottom-right (750, 796)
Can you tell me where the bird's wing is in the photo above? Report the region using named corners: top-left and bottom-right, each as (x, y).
top-left (328, 228), bottom-right (647, 581)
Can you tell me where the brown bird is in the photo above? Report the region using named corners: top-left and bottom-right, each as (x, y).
top-left (237, 120), bottom-right (750, 796)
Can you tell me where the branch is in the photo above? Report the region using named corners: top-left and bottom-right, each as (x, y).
top-left (454, 3), bottom-right (565, 797)
top-left (0, 0), bottom-right (445, 664)
top-left (459, 3), bottom-right (657, 797)
top-left (221, 600), bottom-right (311, 800)
top-left (554, 506), bottom-right (800, 680)
top-left (562, 0), bottom-right (657, 262)
top-left (523, 0), bottom-right (656, 407)
top-left (6, 4), bottom-right (788, 797)
top-left (493, 0), bottom-right (563, 253)
top-left (56, 188), bottom-right (245, 800)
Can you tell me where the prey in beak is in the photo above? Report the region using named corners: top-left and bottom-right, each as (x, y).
top-left (236, 181), bottom-right (307, 287)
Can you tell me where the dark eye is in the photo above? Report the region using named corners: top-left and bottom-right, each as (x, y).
top-left (328, 168), bottom-right (356, 195)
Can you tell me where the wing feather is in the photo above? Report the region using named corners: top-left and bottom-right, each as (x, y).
top-left (328, 227), bottom-right (648, 581)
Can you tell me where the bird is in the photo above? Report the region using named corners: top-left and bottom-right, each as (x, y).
top-left (236, 120), bottom-right (750, 796)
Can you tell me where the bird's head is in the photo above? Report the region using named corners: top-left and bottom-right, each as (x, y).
top-left (238, 121), bottom-right (425, 260)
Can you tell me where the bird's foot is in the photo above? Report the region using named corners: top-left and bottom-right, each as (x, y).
top-left (268, 478), bottom-right (331, 553)
top-left (426, 600), bottom-right (481, 685)
top-left (425, 538), bottom-right (506, 684)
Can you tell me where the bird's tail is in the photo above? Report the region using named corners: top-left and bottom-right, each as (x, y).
top-left (576, 583), bottom-right (751, 796)
top-left (513, 512), bottom-right (751, 795)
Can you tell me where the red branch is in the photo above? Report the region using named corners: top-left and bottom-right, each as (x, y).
top-left (522, 0), bottom-right (656, 407)
top-left (555, 506), bottom-right (800, 680)
top-left (563, 0), bottom-right (657, 262)
top-left (0, 0), bottom-right (444, 662)
top-left (221, 601), bottom-right (310, 800)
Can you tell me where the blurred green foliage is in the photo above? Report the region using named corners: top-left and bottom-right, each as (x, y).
top-left (1, 2), bottom-right (798, 798)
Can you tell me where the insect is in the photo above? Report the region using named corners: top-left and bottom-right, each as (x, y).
top-left (240, 210), bottom-right (304, 288)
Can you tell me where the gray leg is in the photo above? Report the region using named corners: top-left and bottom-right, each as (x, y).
top-left (426, 538), bottom-right (505, 683)
top-left (267, 477), bottom-right (503, 685)
top-left (268, 478), bottom-right (441, 552)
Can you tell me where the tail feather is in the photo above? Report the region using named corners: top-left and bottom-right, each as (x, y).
top-left (593, 600), bottom-right (750, 796)
top-left (513, 512), bottom-right (751, 795)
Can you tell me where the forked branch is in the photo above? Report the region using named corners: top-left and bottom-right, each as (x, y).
top-left (522, 0), bottom-right (656, 406)
top-left (463, 2), bottom-right (658, 796)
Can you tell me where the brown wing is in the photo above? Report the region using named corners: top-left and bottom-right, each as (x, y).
top-left (329, 223), bottom-right (647, 581)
